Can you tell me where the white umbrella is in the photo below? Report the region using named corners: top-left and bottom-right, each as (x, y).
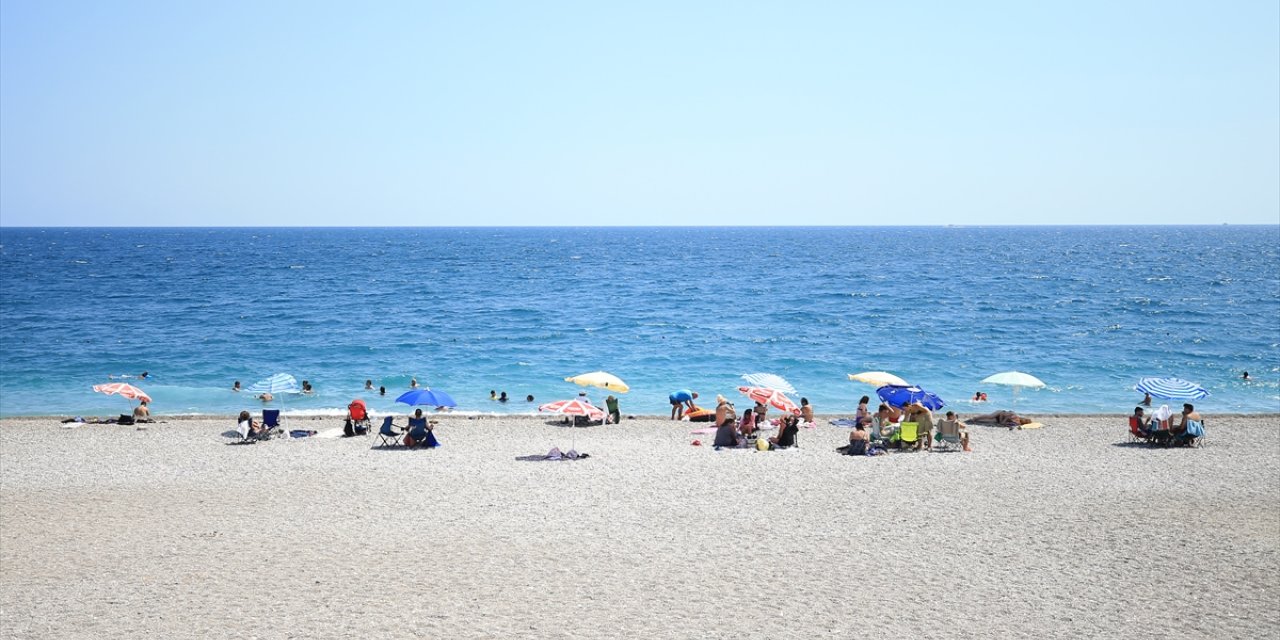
top-left (848, 371), bottom-right (909, 387)
top-left (741, 373), bottom-right (795, 394)
top-left (981, 371), bottom-right (1045, 409)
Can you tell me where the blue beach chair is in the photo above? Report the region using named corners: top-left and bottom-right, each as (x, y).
top-left (377, 416), bottom-right (402, 448)
top-left (262, 409), bottom-right (284, 438)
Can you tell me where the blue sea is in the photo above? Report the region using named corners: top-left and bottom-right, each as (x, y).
top-left (1, 226), bottom-right (1277, 417)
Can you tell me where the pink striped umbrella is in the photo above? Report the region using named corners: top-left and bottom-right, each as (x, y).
top-left (92, 383), bottom-right (152, 403)
top-left (538, 399), bottom-right (605, 420)
top-left (737, 386), bottom-right (800, 415)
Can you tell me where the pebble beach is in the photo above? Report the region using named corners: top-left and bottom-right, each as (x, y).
top-left (2, 414), bottom-right (1277, 639)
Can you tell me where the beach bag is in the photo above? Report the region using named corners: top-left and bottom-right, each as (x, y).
top-left (117, 414), bottom-right (135, 425)
top-left (343, 419), bottom-right (355, 437)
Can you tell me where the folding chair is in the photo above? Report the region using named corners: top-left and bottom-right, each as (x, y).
top-left (1128, 416), bottom-right (1152, 444)
top-left (896, 422), bottom-right (921, 450)
top-left (261, 409), bottom-right (284, 438)
top-left (377, 416), bottom-right (402, 447)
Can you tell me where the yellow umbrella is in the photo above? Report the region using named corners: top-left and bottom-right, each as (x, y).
top-left (848, 371), bottom-right (909, 387)
top-left (565, 371), bottom-right (630, 393)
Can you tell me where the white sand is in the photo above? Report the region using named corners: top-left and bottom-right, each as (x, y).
top-left (2, 414), bottom-right (1277, 639)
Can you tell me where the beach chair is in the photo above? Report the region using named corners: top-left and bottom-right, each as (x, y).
top-left (348, 400), bottom-right (371, 435)
top-left (933, 427), bottom-right (962, 452)
top-left (1127, 416), bottom-right (1152, 444)
top-left (894, 422), bottom-right (921, 450)
top-left (261, 410), bottom-right (284, 438)
top-left (1175, 419), bottom-right (1205, 448)
top-left (377, 416), bottom-right (402, 447)
top-left (405, 418), bottom-right (440, 449)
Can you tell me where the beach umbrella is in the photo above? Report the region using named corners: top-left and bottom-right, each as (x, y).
top-left (395, 388), bottom-right (457, 409)
top-left (741, 373), bottom-right (796, 394)
top-left (1135, 377), bottom-right (1209, 401)
top-left (737, 386), bottom-right (801, 415)
top-left (848, 371), bottom-right (909, 387)
top-left (876, 385), bottom-right (945, 411)
top-left (246, 373), bottom-right (300, 395)
top-left (981, 371), bottom-right (1046, 409)
top-left (538, 399), bottom-right (605, 420)
top-left (92, 382), bottom-right (151, 403)
top-left (564, 371), bottom-right (630, 393)
top-left (92, 383), bottom-right (151, 412)
top-left (245, 373), bottom-right (300, 410)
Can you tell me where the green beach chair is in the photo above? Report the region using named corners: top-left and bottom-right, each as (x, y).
top-left (895, 422), bottom-right (920, 449)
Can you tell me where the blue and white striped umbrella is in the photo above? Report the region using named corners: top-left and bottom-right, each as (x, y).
top-left (246, 373), bottom-right (300, 395)
top-left (1135, 377), bottom-right (1209, 401)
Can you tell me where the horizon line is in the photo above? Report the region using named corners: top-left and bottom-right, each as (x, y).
top-left (2, 223), bottom-right (1276, 230)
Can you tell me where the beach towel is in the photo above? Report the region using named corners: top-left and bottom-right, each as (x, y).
top-left (829, 418), bottom-right (857, 427)
top-left (289, 430), bottom-right (318, 438)
top-left (515, 447), bottom-right (591, 462)
top-left (1020, 422), bottom-right (1044, 430)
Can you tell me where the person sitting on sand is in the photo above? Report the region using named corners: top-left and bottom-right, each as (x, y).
top-left (713, 414), bottom-right (741, 449)
top-left (768, 414), bottom-right (799, 449)
top-left (936, 411), bottom-right (970, 450)
top-left (903, 402), bottom-right (934, 449)
top-left (840, 423), bottom-right (871, 455)
top-left (738, 407), bottom-right (757, 437)
top-left (753, 401), bottom-right (768, 427)
top-left (855, 396), bottom-right (871, 427)
top-left (970, 410), bottom-right (1033, 429)
top-left (715, 395), bottom-right (737, 429)
top-left (799, 398), bottom-right (814, 424)
top-left (133, 399), bottom-right (152, 422)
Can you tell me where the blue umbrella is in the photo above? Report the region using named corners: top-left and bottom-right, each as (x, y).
top-left (877, 384), bottom-right (945, 410)
top-left (1135, 377), bottom-right (1209, 401)
top-left (395, 388), bottom-right (457, 409)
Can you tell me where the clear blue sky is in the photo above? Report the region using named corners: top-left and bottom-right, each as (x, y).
top-left (2, 1), bottom-right (1277, 226)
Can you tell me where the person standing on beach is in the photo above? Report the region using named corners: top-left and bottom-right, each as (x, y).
top-left (669, 390), bottom-right (698, 420)
top-left (605, 395), bottom-right (620, 424)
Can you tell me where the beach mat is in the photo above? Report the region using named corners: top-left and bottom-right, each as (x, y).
top-left (1021, 422), bottom-right (1044, 430)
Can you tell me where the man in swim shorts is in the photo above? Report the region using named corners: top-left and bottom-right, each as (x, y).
top-left (669, 390), bottom-right (698, 420)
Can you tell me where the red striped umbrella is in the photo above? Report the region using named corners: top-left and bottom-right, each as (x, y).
top-left (737, 386), bottom-right (800, 415)
top-left (538, 399), bottom-right (605, 420)
top-left (92, 383), bottom-right (151, 403)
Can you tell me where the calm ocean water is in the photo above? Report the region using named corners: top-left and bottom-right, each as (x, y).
top-left (0, 226), bottom-right (1277, 417)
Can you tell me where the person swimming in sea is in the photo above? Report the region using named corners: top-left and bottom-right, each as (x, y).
top-left (232, 380), bottom-right (241, 392)
top-left (1242, 371), bottom-right (1250, 381)
top-left (499, 391), bottom-right (509, 402)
